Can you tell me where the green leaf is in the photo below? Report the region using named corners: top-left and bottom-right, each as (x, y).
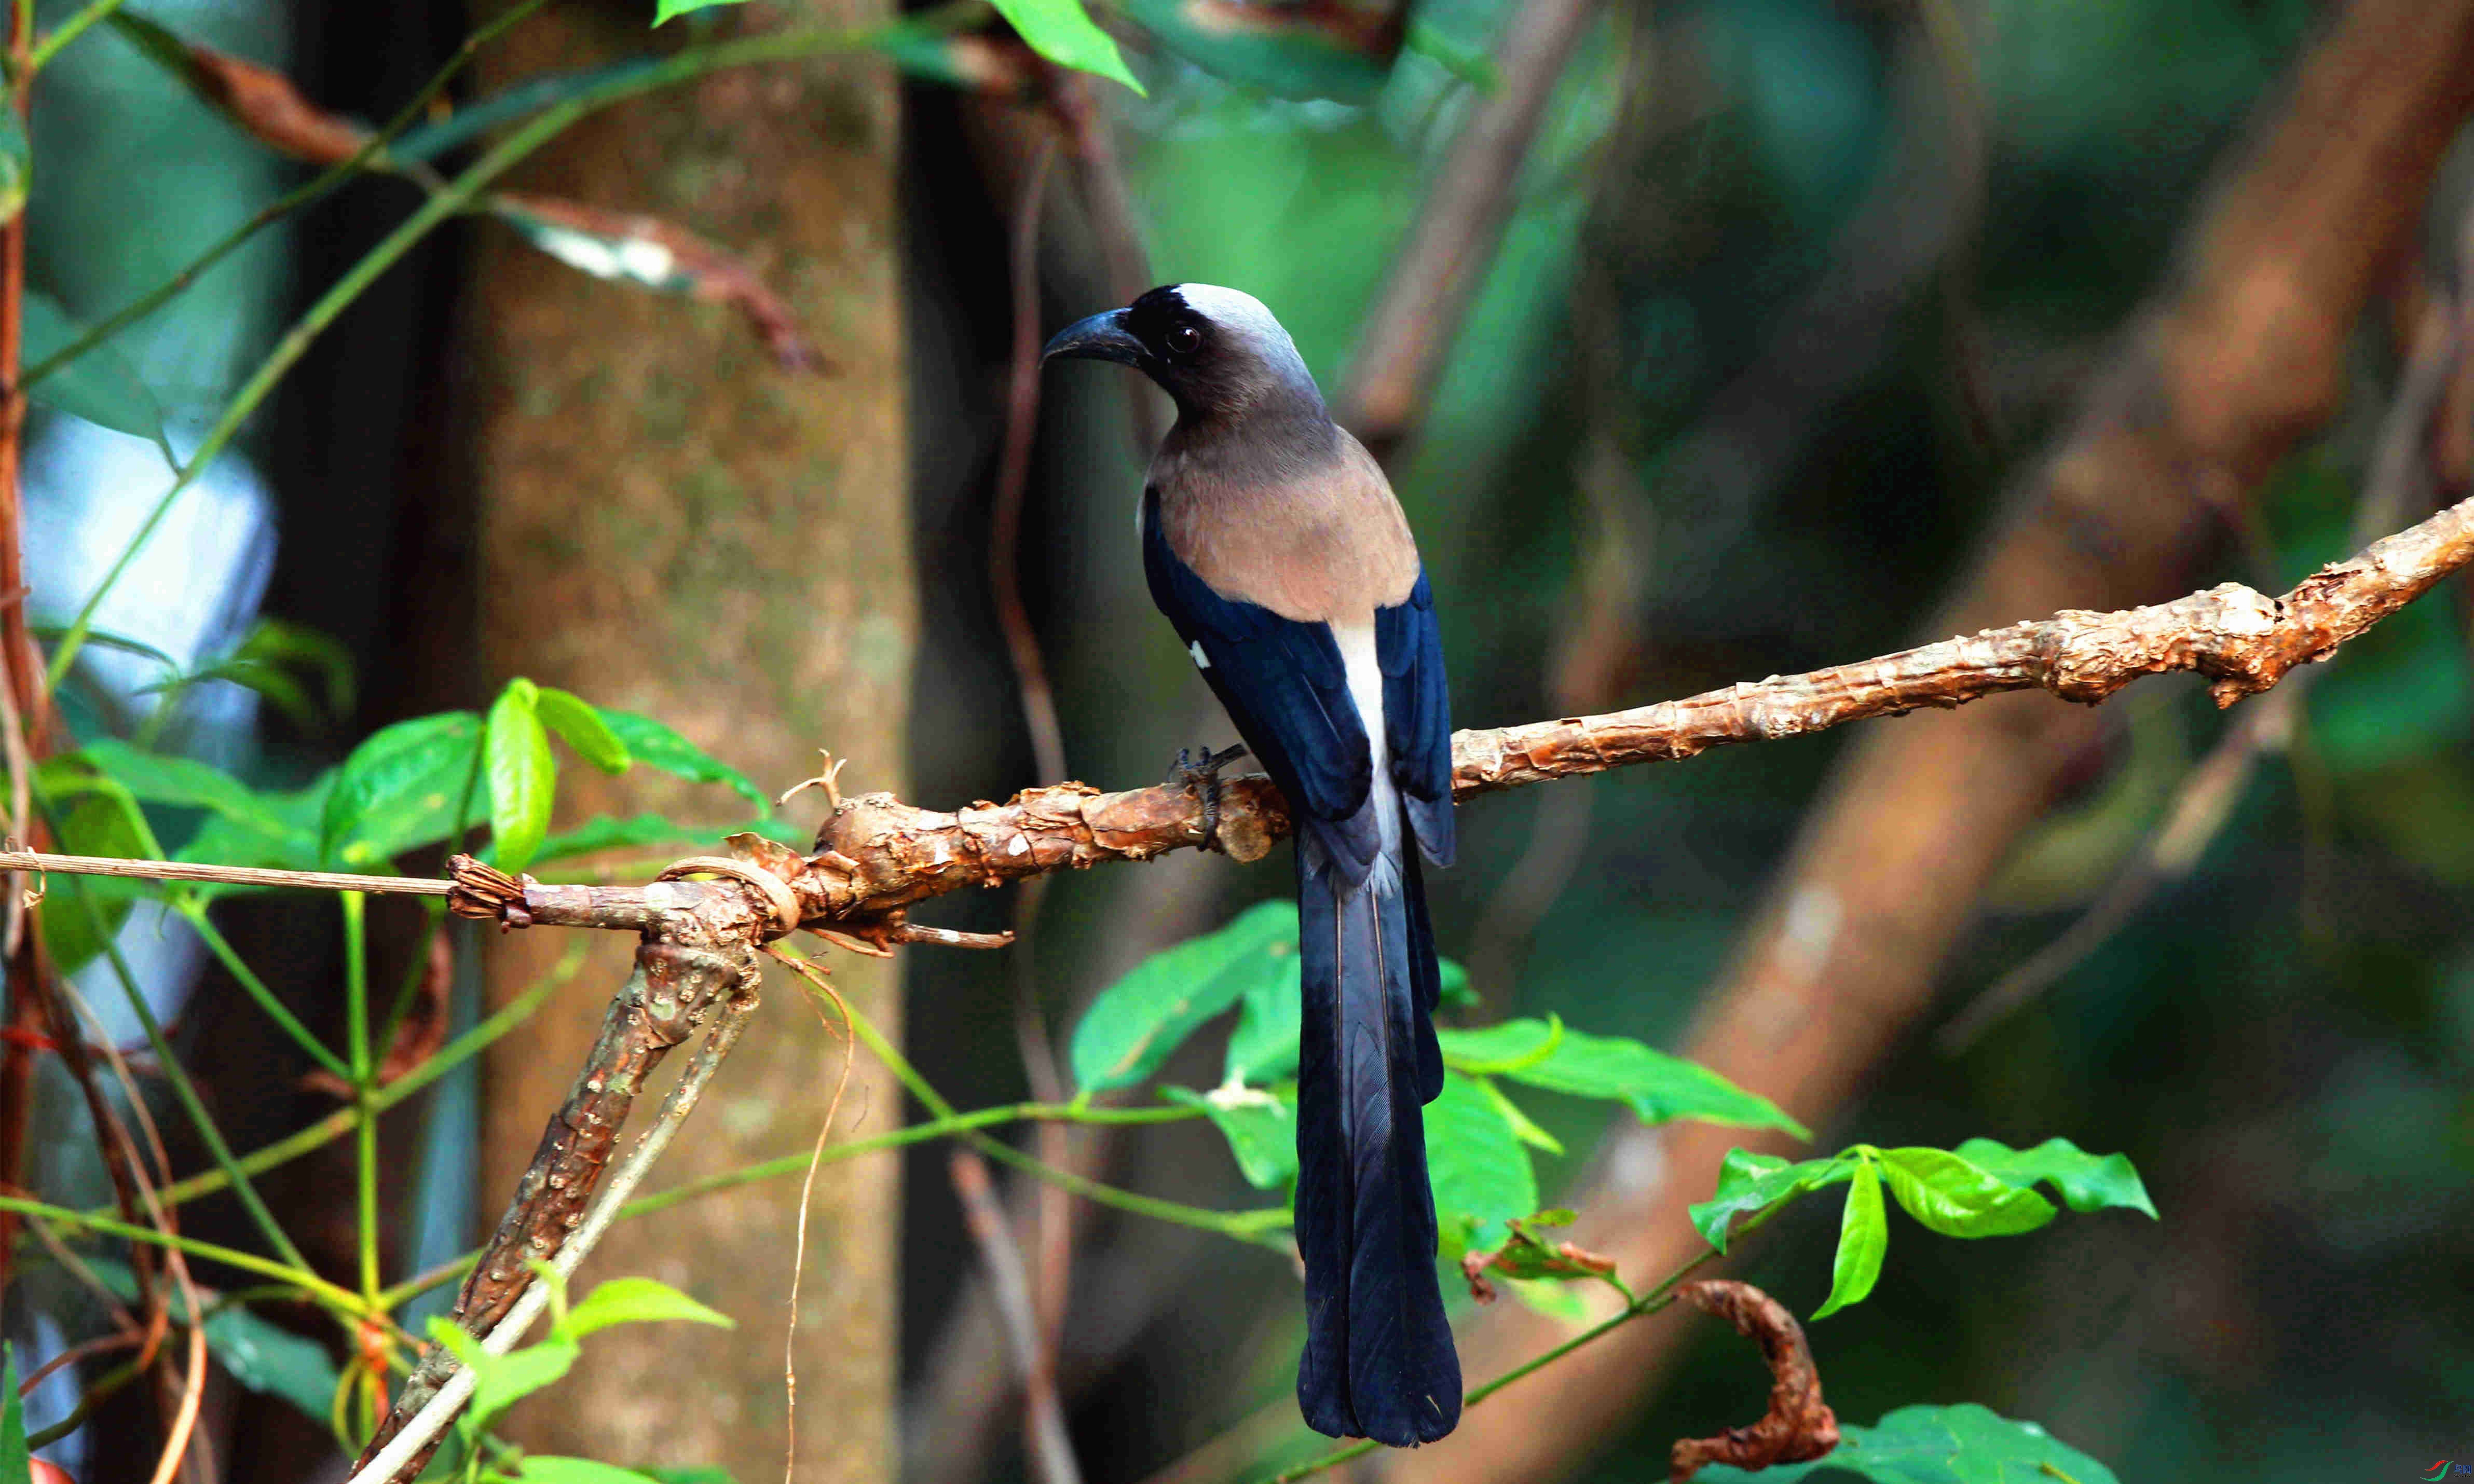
top-left (1451, 1019), bottom-right (1807, 1138)
top-left (535, 688), bottom-right (632, 775)
top-left (1436, 956), bottom-right (1478, 1009)
top-left (242, 617), bottom-right (356, 712)
top-left (0, 1344), bottom-right (29, 1484)
top-left (555, 1276), bottom-right (734, 1342)
top-left (1436, 1015), bottom-right (1563, 1075)
top-left (486, 680), bottom-right (557, 873)
top-left (1504, 1276), bottom-right (1591, 1323)
top-left (1163, 1083), bottom-right (1297, 1189)
top-left (1812, 1153), bottom-right (1887, 1320)
top-left (425, 1319), bottom-right (579, 1428)
top-left (1951, 1137), bottom-right (2157, 1219)
top-left (157, 656), bottom-right (320, 731)
top-left (78, 738), bottom-right (296, 837)
top-left (486, 1460), bottom-right (658, 1484)
top-left (1876, 1148), bottom-right (2056, 1239)
top-left (35, 771), bottom-right (161, 971)
top-left (176, 779), bottom-right (329, 885)
top-left (1113, 0), bottom-right (1387, 101)
top-left (38, 755), bottom-right (168, 858)
top-left (1072, 901), bottom-right (1297, 1093)
top-left (21, 291), bottom-right (168, 455)
top-left (1425, 1069), bottom-right (1537, 1258)
top-left (31, 623), bottom-right (181, 674)
top-left (985, 0), bottom-right (1143, 93)
top-left (597, 709), bottom-right (767, 810)
top-left (1221, 938), bottom-right (1303, 1087)
top-left (1688, 1150), bottom-right (1855, 1251)
top-left (80, 1256), bottom-right (342, 1425)
top-left (653, 0), bottom-right (742, 23)
top-left (1694, 1401), bottom-right (2121, 1483)
top-left (1471, 1076), bottom-right (1563, 1155)
top-left (320, 711), bottom-right (482, 867)
top-left (643, 1469), bottom-right (737, 1484)
top-left (202, 1302), bottom-right (344, 1424)
top-left (531, 813), bottom-right (707, 868)
top-left (488, 1461), bottom-right (663, 1484)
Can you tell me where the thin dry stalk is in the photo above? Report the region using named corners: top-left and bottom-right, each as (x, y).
top-left (770, 949), bottom-right (859, 1484)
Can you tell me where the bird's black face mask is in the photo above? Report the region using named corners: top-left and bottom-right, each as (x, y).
top-left (1043, 286), bottom-right (1250, 416)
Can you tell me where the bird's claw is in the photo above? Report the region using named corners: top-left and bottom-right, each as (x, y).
top-left (1167, 743), bottom-right (1250, 853)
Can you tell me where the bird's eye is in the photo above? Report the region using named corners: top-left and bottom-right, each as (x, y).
top-left (1166, 323), bottom-right (1202, 355)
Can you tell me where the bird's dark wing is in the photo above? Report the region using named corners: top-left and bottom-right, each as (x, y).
top-left (1375, 569), bottom-right (1454, 868)
top-left (1142, 490), bottom-right (1377, 861)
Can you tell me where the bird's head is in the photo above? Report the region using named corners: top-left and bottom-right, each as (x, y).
top-left (1042, 283), bottom-right (1323, 422)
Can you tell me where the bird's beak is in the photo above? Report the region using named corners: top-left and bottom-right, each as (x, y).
top-left (1042, 309), bottom-right (1145, 367)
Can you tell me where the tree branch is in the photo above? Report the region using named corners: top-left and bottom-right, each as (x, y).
top-left (493, 488), bottom-right (2471, 936)
top-left (18, 488), bottom-right (2474, 926)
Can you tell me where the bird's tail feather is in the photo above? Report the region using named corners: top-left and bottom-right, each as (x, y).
top-left (1295, 844), bottom-right (1461, 1447)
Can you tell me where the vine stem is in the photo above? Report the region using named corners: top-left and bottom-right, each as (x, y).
top-left (825, 975), bottom-right (1292, 1241)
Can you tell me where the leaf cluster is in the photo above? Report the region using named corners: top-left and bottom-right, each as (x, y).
top-left (37, 682), bottom-right (778, 973)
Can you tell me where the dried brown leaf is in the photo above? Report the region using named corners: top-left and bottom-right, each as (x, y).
top-left (486, 192), bottom-right (828, 373)
top-left (182, 44), bottom-right (369, 165)
top-left (1670, 1280), bottom-right (1839, 1483)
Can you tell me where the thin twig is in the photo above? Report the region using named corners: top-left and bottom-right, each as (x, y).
top-left (950, 1148), bottom-right (1085, 1484)
top-left (1334, 0), bottom-right (1610, 459)
top-left (774, 951), bottom-right (857, 1484)
top-left (986, 128), bottom-right (1081, 1383)
top-left (0, 851), bottom-right (454, 895)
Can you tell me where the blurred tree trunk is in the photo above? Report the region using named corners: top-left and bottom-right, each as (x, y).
top-left (454, 5), bottom-right (910, 1481)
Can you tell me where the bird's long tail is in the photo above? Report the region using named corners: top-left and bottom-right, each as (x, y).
top-left (1294, 842), bottom-right (1461, 1447)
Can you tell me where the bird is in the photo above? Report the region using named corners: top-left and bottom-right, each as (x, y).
top-left (1043, 284), bottom-right (1460, 1447)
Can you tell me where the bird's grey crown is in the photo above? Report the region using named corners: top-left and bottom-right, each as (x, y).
top-left (1129, 283), bottom-right (1325, 419)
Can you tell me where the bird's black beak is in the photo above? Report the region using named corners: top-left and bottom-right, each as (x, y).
top-left (1042, 309), bottom-right (1145, 367)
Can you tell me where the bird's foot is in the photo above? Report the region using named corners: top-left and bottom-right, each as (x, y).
top-left (1167, 743), bottom-right (1250, 853)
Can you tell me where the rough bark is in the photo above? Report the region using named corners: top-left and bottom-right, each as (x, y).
top-left (458, 3), bottom-right (910, 1479)
top-left (1386, 2), bottom-right (2474, 1480)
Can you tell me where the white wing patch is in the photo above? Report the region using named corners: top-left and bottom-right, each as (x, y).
top-left (1189, 640), bottom-right (1211, 670)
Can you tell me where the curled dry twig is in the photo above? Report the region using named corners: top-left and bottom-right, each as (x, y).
top-left (1668, 1280), bottom-right (1838, 1483)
